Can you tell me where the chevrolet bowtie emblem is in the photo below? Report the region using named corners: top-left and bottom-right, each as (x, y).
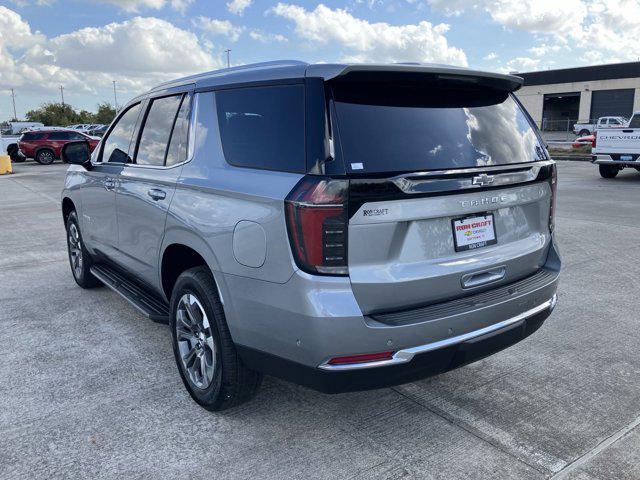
top-left (472, 174), bottom-right (495, 186)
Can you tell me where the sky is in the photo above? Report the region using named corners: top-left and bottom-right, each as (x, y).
top-left (1, 0), bottom-right (639, 119)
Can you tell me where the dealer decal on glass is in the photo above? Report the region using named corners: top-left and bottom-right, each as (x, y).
top-left (452, 213), bottom-right (497, 252)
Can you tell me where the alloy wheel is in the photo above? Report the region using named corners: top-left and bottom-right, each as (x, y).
top-left (68, 223), bottom-right (83, 279)
top-left (175, 293), bottom-right (216, 390)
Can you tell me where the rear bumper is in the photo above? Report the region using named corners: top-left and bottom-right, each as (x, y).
top-left (592, 154), bottom-right (640, 167)
top-left (226, 236), bottom-right (560, 392)
top-left (238, 297), bottom-right (554, 393)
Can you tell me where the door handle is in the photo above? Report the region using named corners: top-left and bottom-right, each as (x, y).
top-left (103, 178), bottom-right (116, 191)
top-left (461, 266), bottom-right (506, 289)
top-left (147, 188), bottom-right (167, 201)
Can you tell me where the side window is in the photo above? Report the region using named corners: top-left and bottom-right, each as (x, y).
top-left (166, 94), bottom-right (192, 166)
top-left (49, 132), bottom-right (71, 141)
top-left (135, 95), bottom-right (183, 166)
top-left (610, 119), bottom-right (620, 125)
top-left (215, 84), bottom-right (305, 172)
top-left (102, 103), bottom-right (142, 163)
top-left (69, 132), bottom-right (85, 140)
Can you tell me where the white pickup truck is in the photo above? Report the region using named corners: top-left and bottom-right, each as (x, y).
top-left (573, 116), bottom-right (628, 136)
top-left (592, 112), bottom-right (640, 178)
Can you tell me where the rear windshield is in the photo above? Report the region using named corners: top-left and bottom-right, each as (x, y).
top-left (330, 82), bottom-right (545, 174)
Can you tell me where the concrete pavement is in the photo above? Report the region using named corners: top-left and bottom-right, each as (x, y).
top-left (1, 160), bottom-right (639, 479)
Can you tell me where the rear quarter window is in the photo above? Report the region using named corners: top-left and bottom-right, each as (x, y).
top-left (215, 84), bottom-right (305, 173)
top-left (21, 132), bottom-right (45, 141)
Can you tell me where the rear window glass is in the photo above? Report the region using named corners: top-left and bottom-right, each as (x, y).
top-left (331, 82), bottom-right (545, 174)
top-left (629, 115), bottom-right (640, 128)
top-left (215, 84), bottom-right (305, 172)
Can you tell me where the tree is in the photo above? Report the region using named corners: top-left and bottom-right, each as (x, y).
top-left (93, 102), bottom-right (116, 125)
top-left (24, 101), bottom-right (117, 126)
top-left (25, 102), bottom-right (80, 126)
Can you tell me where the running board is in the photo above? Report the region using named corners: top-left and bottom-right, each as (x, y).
top-left (90, 264), bottom-right (170, 324)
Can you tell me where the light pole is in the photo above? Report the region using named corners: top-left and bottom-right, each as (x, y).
top-left (10, 88), bottom-right (17, 120)
top-left (225, 49), bottom-right (231, 68)
top-left (60, 85), bottom-right (65, 106)
top-left (112, 80), bottom-right (119, 111)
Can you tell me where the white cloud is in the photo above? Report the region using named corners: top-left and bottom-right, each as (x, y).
top-left (94, 0), bottom-right (165, 11)
top-left (271, 3), bottom-right (467, 66)
top-left (428, 0), bottom-right (585, 34)
top-left (505, 57), bottom-right (540, 72)
top-left (0, 9), bottom-right (220, 98)
top-left (193, 16), bottom-right (244, 42)
top-left (249, 31), bottom-right (288, 43)
top-left (227, 0), bottom-right (252, 15)
top-left (483, 52), bottom-right (498, 61)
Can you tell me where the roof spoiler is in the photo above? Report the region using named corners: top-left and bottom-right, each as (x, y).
top-left (308, 64), bottom-right (524, 93)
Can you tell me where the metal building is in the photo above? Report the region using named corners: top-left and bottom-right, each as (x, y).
top-left (514, 62), bottom-right (640, 132)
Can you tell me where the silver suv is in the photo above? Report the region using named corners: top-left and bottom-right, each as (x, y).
top-left (61, 61), bottom-right (560, 411)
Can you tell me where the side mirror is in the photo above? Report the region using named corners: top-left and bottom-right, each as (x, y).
top-left (61, 141), bottom-right (92, 169)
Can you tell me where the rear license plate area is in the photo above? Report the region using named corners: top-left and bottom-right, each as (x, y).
top-left (452, 213), bottom-right (497, 252)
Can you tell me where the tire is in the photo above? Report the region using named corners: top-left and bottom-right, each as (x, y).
top-left (599, 165), bottom-right (619, 178)
top-left (66, 211), bottom-right (102, 288)
top-left (579, 129), bottom-right (590, 137)
top-left (170, 266), bottom-right (262, 411)
top-left (7, 144), bottom-right (24, 163)
top-left (35, 149), bottom-right (55, 165)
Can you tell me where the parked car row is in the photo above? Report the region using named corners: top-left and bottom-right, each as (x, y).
top-left (10, 129), bottom-right (100, 164)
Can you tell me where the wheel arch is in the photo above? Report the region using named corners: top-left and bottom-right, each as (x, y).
top-left (159, 232), bottom-right (224, 304)
top-left (62, 197), bottom-right (76, 225)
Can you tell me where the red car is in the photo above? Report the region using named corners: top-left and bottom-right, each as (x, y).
top-left (18, 129), bottom-right (100, 165)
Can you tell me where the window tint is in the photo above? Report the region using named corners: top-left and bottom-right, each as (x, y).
top-left (166, 94), bottom-right (191, 166)
top-left (215, 85), bottom-right (305, 172)
top-left (48, 131), bottom-right (71, 141)
top-left (21, 132), bottom-right (45, 141)
top-left (102, 103), bottom-right (142, 163)
top-left (331, 82), bottom-right (546, 174)
top-left (630, 115), bottom-right (640, 128)
top-left (136, 95), bottom-right (183, 166)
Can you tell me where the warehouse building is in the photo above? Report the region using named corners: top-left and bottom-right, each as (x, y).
top-left (514, 62), bottom-right (640, 131)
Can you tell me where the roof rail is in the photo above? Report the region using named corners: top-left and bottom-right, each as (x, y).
top-left (152, 60), bottom-right (309, 90)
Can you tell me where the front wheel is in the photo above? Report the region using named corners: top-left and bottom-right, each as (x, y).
top-left (66, 211), bottom-right (102, 288)
top-left (599, 165), bottom-right (619, 178)
top-left (579, 129), bottom-right (590, 137)
top-left (35, 149), bottom-right (55, 165)
top-left (170, 266), bottom-right (262, 411)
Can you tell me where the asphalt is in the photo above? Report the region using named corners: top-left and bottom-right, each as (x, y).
top-left (1, 160), bottom-right (639, 479)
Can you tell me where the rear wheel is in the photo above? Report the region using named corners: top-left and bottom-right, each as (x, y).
top-left (170, 266), bottom-right (262, 411)
top-left (35, 149), bottom-right (55, 165)
top-left (579, 129), bottom-right (590, 136)
top-left (66, 211), bottom-right (102, 288)
top-left (599, 165), bottom-right (619, 178)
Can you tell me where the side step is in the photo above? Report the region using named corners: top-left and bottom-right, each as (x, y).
top-left (90, 264), bottom-right (170, 324)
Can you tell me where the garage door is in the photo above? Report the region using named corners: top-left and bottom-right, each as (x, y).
top-left (590, 89), bottom-right (635, 121)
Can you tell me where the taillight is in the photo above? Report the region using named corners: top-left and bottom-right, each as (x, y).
top-left (285, 176), bottom-right (348, 276)
top-left (549, 163), bottom-right (557, 233)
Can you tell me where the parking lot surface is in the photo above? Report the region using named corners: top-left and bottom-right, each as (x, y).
top-left (1, 161), bottom-right (639, 479)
